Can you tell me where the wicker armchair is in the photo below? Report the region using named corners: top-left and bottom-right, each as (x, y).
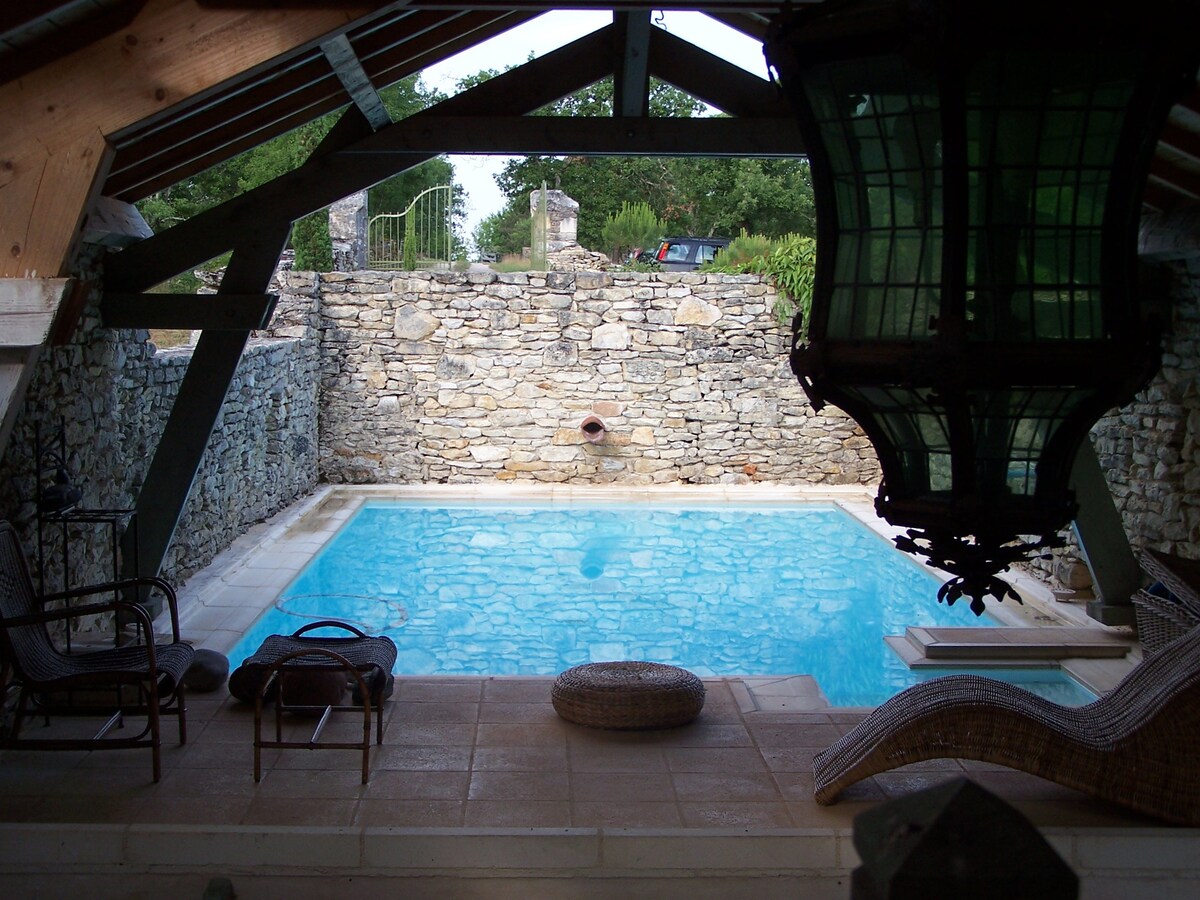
top-left (0, 520), bottom-right (193, 782)
top-left (1133, 548), bottom-right (1200, 654)
top-left (814, 624), bottom-right (1200, 825)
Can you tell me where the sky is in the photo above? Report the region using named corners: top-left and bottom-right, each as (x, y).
top-left (418, 11), bottom-right (771, 248)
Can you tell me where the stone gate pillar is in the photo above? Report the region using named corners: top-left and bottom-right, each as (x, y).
top-left (530, 189), bottom-right (579, 249)
top-left (329, 190), bottom-right (368, 271)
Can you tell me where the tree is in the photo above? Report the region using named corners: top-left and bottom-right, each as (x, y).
top-left (292, 210), bottom-right (333, 270)
top-left (600, 201), bottom-right (663, 262)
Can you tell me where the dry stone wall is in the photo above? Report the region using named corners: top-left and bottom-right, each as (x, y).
top-left (294, 268), bottom-right (881, 486)
top-left (0, 282), bottom-right (320, 595)
top-left (1091, 258), bottom-right (1200, 557)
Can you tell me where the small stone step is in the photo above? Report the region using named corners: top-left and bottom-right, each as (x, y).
top-left (903, 627), bottom-right (1132, 661)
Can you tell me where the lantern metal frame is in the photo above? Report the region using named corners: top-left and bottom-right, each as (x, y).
top-left (766, 0), bottom-right (1200, 612)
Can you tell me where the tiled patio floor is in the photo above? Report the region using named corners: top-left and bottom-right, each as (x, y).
top-left (0, 676), bottom-right (1154, 832)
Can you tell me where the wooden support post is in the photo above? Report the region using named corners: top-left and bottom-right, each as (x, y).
top-left (121, 224), bottom-right (291, 584)
top-left (613, 11), bottom-right (651, 118)
top-left (1071, 439), bottom-right (1141, 626)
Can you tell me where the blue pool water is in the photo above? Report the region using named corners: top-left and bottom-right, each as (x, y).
top-left (228, 501), bottom-right (1096, 707)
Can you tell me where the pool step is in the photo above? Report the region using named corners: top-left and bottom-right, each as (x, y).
top-left (888, 627), bottom-right (1134, 668)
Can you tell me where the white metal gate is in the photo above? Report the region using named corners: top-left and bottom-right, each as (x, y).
top-left (367, 185), bottom-right (452, 271)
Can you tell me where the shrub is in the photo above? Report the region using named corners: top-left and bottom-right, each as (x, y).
top-left (718, 229), bottom-right (773, 268)
top-left (600, 201), bottom-right (663, 263)
top-left (291, 209), bottom-right (333, 271)
top-left (703, 231), bottom-right (817, 326)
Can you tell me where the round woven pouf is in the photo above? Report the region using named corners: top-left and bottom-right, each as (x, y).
top-left (551, 661), bottom-right (705, 730)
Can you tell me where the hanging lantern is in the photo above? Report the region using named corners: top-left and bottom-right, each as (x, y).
top-left (766, 0), bottom-right (1200, 613)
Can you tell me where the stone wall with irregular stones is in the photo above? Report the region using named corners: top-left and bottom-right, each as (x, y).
top-left (1090, 258), bottom-right (1200, 558)
top-left (291, 268), bottom-right (882, 486)
top-left (1024, 257), bottom-right (1200, 589)
top-left (0, 280), bottom-right (321, 602)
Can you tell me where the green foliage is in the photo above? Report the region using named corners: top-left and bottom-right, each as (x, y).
top-left (718, 229), bottom-right (774, 267)
top-left (473, 204), bottom-right (529, 259)
top-left (479, 77), bottom-right (817, 253)
top-left (764, 234), bottom-right (818, 327)
top-left (704, 232), bottom-right (817, 326)
top-left (600, 201), bottom-right (663, 262)
top-left (402, 212), bottom-right (418, 271)
top-left (291, 210), bottom-right (333, 271)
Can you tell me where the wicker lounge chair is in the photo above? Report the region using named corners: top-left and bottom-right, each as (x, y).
top-left (0, 520), bottom-right (193, 782)
top-left (814, 624), bottom-right (1200, 825)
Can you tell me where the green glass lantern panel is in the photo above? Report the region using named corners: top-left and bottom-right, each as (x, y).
top-left (963, 48), bottom-right (1136, 345)
top-left (805, 54), bottom-right (942, 343)
top-left (849, 387), bottom-right (954, 494)
top-left (969, 388), bottom-right (1092, 498)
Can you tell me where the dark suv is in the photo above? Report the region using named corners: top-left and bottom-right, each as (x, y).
top-left (641, 236), bottom-right (731, 271)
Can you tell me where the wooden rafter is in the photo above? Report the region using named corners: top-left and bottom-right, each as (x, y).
top-left (321, 33), bottom-right (392, 130)
top-left (103, 9), bottom-right (534, 200)
top-left (647, 26), bottom-right (777, 116)
top-left (105, 24), bottom-right (620, 292)
top-left (0, 1), bottom-right (148, 84)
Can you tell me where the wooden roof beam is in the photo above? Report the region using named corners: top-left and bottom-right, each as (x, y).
top-left (0, 1), bottom-right (148, 85)
top-left (613, 11), bottom-right (651, 118)
top-left (647, 26), bottom-right (788, 118)
top-left (320, 34), bottom-right (391, 131)
top-left (1, 0), bottom-right (394, 279)
top-left (339, 114), bottom-right (803, 156)
top-left (101, 291), bottom-right (277, 329)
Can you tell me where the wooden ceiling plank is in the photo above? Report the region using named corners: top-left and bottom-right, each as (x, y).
top-left (0, 2), bottom-right (149, 84)
top-left (361, 11), bottom-right (537, 87)
top-left (111, 97), bottom-right (347, 200)
top-left (106, 12), bottom-right (526, 200)
top-left (0, 2), bottom-right (93, 37)
top-left (320, 33), bottom-right (392, 130)
top-left (0, 0), bottom-right (387, 153)
top-left (106, 59), bottom-right (344, 194)
top-left (1, 0), bottom-right (394, 277)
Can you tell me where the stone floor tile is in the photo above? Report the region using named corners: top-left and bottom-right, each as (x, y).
top-left (678, 801), bottom-right (795, 828)
top-left (571, 801), bottom-right (682, 827)
top-left (472, 745), bottom-right (568, 772)
top-left (240, 796), bottom-right (358, 826)
top-left (671, 772), bottom-right (783, 803)
top-left (665, 747), bottom-right (770, 773)
top-left (468, 770), bottom-right (570, 802)
top-left (360, 770), bottom-right (469, 801)
top-left (372, 745), bottom-right (473, 771)
top-left (463, 800), bottom-right (572, 827)
top-left (354, 799), bottom-right (465, 827)
top-left (570, 772), bottom-right (676, 803)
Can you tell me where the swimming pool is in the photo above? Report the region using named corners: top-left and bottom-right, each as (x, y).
top-left (228, 500), bottom-right (1094, 706)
